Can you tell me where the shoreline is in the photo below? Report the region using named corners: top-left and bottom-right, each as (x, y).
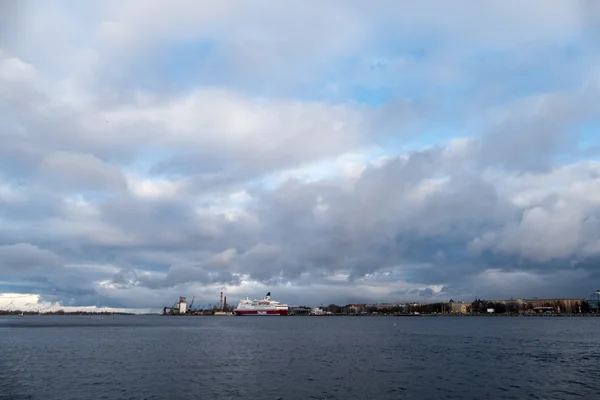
top-left (3, 309), bottom-right (600, 318)
top-left (2, 313), bottom-right (599, 318)
top-left (289, 313), bottom-right (600, 317)
top-left (0, 312), bottom-right (134, 316)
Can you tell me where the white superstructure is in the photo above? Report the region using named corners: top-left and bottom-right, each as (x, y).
top-left (234, 292), bottom-right (289, 315)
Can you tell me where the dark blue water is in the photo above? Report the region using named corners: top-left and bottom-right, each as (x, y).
top-left (1, 316), bottom-right (599, 400)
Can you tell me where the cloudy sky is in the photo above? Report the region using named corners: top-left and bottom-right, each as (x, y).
top-left (1, 1), bottom-right (600, 312)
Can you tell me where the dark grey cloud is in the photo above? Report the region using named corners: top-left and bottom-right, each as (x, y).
top-left (0, 243), bottom-right (61, 272)
top-left (140, 155), bottom-right (600, 302)
top-left (3, 90), bottom-right (600, 309)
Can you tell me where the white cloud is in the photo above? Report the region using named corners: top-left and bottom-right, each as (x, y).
top-left (0, 293), bottom-right (150, 313)
top-left (126, 175), bottom-right (185, 198)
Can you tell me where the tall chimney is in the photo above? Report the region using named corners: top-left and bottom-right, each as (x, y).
top-left (219, 291), bottom-right (223, 310)
top-left (223, 296), bottom-right (227, 311)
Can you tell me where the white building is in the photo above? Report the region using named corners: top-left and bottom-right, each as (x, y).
top-left (178, 297), bottom-right (187, 314)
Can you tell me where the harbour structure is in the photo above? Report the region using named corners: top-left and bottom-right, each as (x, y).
top-left (178, 297), bottom-right (187, 314)
top-left (234, 292), bottom-right (289, 315)
top-left (162, 290), bottom-right (235, 315)
top-left (161, 292), bottom-right (597, 316)
top-left (162, 296), bottom-right (188, 315)
top-left (214, 291), bottom-right (233, 315)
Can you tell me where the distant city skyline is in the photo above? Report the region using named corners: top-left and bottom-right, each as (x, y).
top-left (1, 1), bottom-right (600, 312)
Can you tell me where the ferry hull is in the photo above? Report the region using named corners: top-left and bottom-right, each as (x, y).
top-left (234, 309), bottom-right (288, 316)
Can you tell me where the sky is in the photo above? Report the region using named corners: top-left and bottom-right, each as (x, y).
top-left (1, 1), bottom-right (600, 312)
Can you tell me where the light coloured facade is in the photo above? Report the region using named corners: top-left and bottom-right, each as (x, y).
top-left (448, 301), bottom-right (471, 313)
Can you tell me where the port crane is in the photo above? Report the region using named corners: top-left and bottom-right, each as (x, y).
top-left (186, 296), bottom-right (195, 314)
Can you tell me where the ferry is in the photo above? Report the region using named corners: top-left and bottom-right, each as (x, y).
top-left (234, 292), bottom-right (288, 316)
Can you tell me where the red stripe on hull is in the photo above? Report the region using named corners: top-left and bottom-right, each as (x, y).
top-left (234, 309), bottom-right (288, 316)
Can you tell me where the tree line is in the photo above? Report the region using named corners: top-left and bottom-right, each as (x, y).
top-left (313, 300), bottom-right (594, 315)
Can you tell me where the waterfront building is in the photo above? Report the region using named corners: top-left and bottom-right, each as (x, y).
top-left (289, 306), bottom-right (311, 316)
top-left (585, 292), bottom-right (600, 312)
top-left (466, 298), bottom-right (584, 314)
top-left (348, 304), bottom-right (366, 314)
top-left (448, 301), bottom-right (471, 314)
top-left (520, 298), bottom-right (582, 313)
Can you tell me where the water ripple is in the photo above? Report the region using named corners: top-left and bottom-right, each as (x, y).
top-left (1, 316), bottom-right (600, 399)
